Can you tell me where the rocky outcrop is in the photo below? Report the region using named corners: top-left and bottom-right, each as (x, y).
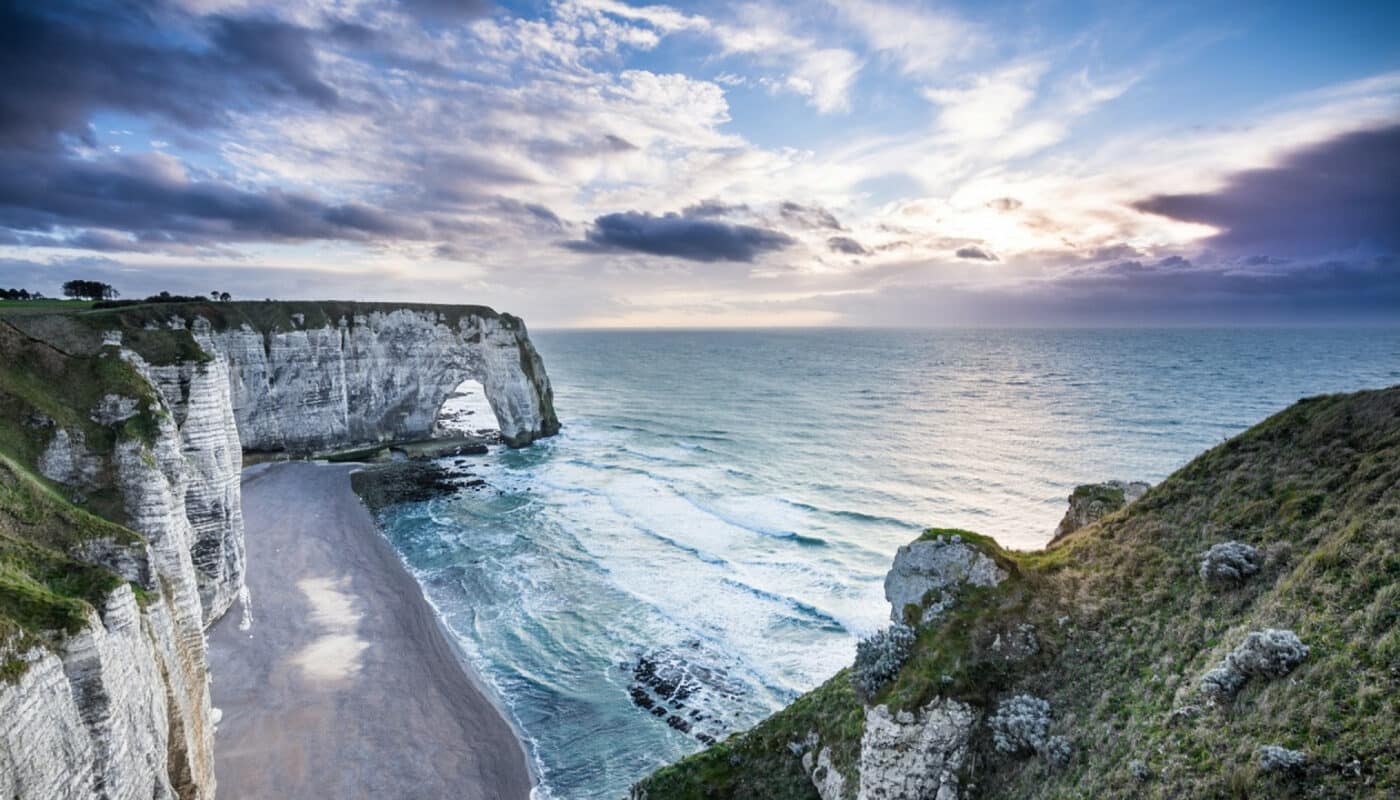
top-left (884, 534), bottom-right (1005, 624)
top-left (857, 699), bottom-right (976, 800)
top-left (192, 308), bottom-right (558, 451)
top-left (1052, 480), bottom-right (1148, 541)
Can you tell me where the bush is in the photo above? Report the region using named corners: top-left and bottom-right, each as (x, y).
top-left (1200, 629), bottom-right (1308, 701)
top-left (1198, 541), bottom-right (1261, 586)
top-left (1256, 745), bottom-right (1307, 774)
top-left (851, 623), bottom-right (915, 702)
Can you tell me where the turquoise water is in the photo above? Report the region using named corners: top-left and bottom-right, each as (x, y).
top-left (373, 328), bottom-right (1400, 799)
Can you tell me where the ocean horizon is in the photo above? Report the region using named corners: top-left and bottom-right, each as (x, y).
top-left (372, 326), bottom-right (1400, 799)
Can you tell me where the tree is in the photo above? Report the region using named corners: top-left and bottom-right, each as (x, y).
top-left (62, 280), bottom-right (118, 301)
top-left (218, 291), bottom-right (232, 302)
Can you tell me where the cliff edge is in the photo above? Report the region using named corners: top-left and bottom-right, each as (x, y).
top-left (0, 300), bottom-right (559, 799)
top-left (634, 386), bottom-right (1400, 799)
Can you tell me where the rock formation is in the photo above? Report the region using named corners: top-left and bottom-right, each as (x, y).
top-left (883, 533), bottom-right (1005, 624)
top-left (0, 302), bottom-right (558, 800)
top-left (1051, 480), bottom-right (1148, 541)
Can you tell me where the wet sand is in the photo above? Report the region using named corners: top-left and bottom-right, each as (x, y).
top-left (207, 461), bottom-right (533, 800)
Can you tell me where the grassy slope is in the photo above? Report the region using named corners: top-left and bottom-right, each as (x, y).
top-left (637, 387), bottom-right (1400, 799)
top-left (0, 315), bottom-right (167, 680)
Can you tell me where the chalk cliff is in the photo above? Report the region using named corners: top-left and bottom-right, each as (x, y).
top-left (0, 301), bottom-right (558, 799)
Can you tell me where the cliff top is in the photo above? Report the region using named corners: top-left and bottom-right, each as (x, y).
top-left (0, 300), bottom-right (517, 363)
top-left (637, 385), bottom-right (1400, 799)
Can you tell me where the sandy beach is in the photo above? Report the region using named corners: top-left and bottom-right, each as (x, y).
top-left (207, 461), bottom-right (533, 800)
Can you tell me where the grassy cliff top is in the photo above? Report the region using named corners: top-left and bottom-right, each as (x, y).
top-left (0, 455), bottom-right (141, 682)
top-left (637, 386), bottom-right (1400, 799)
top-left (0, 300), bottom-right (519, 365)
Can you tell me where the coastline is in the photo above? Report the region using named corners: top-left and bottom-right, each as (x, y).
top-left (207, 461), bottom-right (534, 800)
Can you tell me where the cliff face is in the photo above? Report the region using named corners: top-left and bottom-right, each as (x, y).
top-left (188, 305), bottom-right (558, 451)
top-left (635, 387), bottom-right (1400, 800)
top-left (0, 301), bottom-right (558, 799)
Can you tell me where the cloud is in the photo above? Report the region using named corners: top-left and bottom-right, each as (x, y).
top-left (831, 0), bottom-right (976, 77)
top-left (0, 0), bottom-right (336, 149)
top-left (0, 150), bottom-right (420, 247)
top-left (779, 202), bottom-right (843, 230)
top-left (397, 0), bottom-right (494, 23)
top-left (955, 245), bottom-right (998, 261)
top-left (827, 236), bottom-right (870, 255)
top-left (567, 210), bottom-right (794, 262)
top-left (924, 64), bottom-right (1046, 141)
top-left (1134, 124), bottom-right (1400, 257)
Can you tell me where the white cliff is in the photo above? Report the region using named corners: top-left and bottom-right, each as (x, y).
top-left (0, 302), bottom-right (559, 800)
top-left (194, 307), bottom-right (558, 451)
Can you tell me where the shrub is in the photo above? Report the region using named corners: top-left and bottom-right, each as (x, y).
top-left (990, 694), bottom-right (1069, 766)
top-left (1256, 745), bottom-right (1307, 774)
top-left (851, 623), bottom-right (915, 702)
top-left (1198, 541), bottom-right (1261, 586)
top-left (1200, 629), bottom-right (1308, 701)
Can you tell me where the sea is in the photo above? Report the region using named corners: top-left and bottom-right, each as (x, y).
top-left (371, 327), bottom-right (1400, 799)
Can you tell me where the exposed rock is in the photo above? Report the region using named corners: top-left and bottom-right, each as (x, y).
top-left (884, 535), bottom-right (1005, 624)
top-left (1198, 541), bottom-right (1261, 586)
top-left (1200, 629), bottom-right (1309, 701)
top-left (37, 428), bottom-right (102, 490)
top-left (627, 643), bottom-right (745, 746)
top-left (1052, 480), bottom-right (1149, 541)
top-left (1257, 745), bottom-right (1307, 774)
top-left (90, 394), bottom-right (140, 426)
top-left (801, 743), bottom-right (848, 800)
top-left (190, 309), bottom-right (558, 450)
top-left (859, 699), bottom-right (976, 800)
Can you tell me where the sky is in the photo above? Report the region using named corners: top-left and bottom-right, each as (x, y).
top-left (0, 0), bottom-right (1398, 327)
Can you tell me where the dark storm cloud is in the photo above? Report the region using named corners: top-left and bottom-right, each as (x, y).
top-left (1134, 124), bottom-right (1400, 257)
top-left (0, 0), bottom-right (337, 149)
top-left (566, 211), bottom-right (794, 262)
top-left (0, 151), bottom-right (420, 246)
top-left (779, 202), bottom-right (843, 230)
top-left (827, 236), bottom-right (870, 255)
top-left (833, 255), bottom-right (1400, 326)
top-left (682, 200), bottom-right (751, 218)
top-left (955, 245), bottom-right (999, 261)
top-left (397, 0), bottom-right (494, 22)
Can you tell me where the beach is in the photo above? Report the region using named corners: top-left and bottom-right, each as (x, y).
top-left (207, 461), bottom-right (533, 800)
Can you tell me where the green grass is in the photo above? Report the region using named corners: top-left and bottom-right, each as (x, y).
top-left (0, 454), bottom-right (144, 681)
top-left (0, 299), bottom-right (94, 312)
top-left (635, 387), bottom-right (1400, 799)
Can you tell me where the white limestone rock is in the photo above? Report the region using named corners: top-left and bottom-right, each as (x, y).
top-left (194, 309), bottom-right (557, 451)
top-left (801, 743), bottom-right (849, 800)
top-left (858, 699), bottom-right (976, 800)
top-left (884, 536), bottom-right (1005, 624)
